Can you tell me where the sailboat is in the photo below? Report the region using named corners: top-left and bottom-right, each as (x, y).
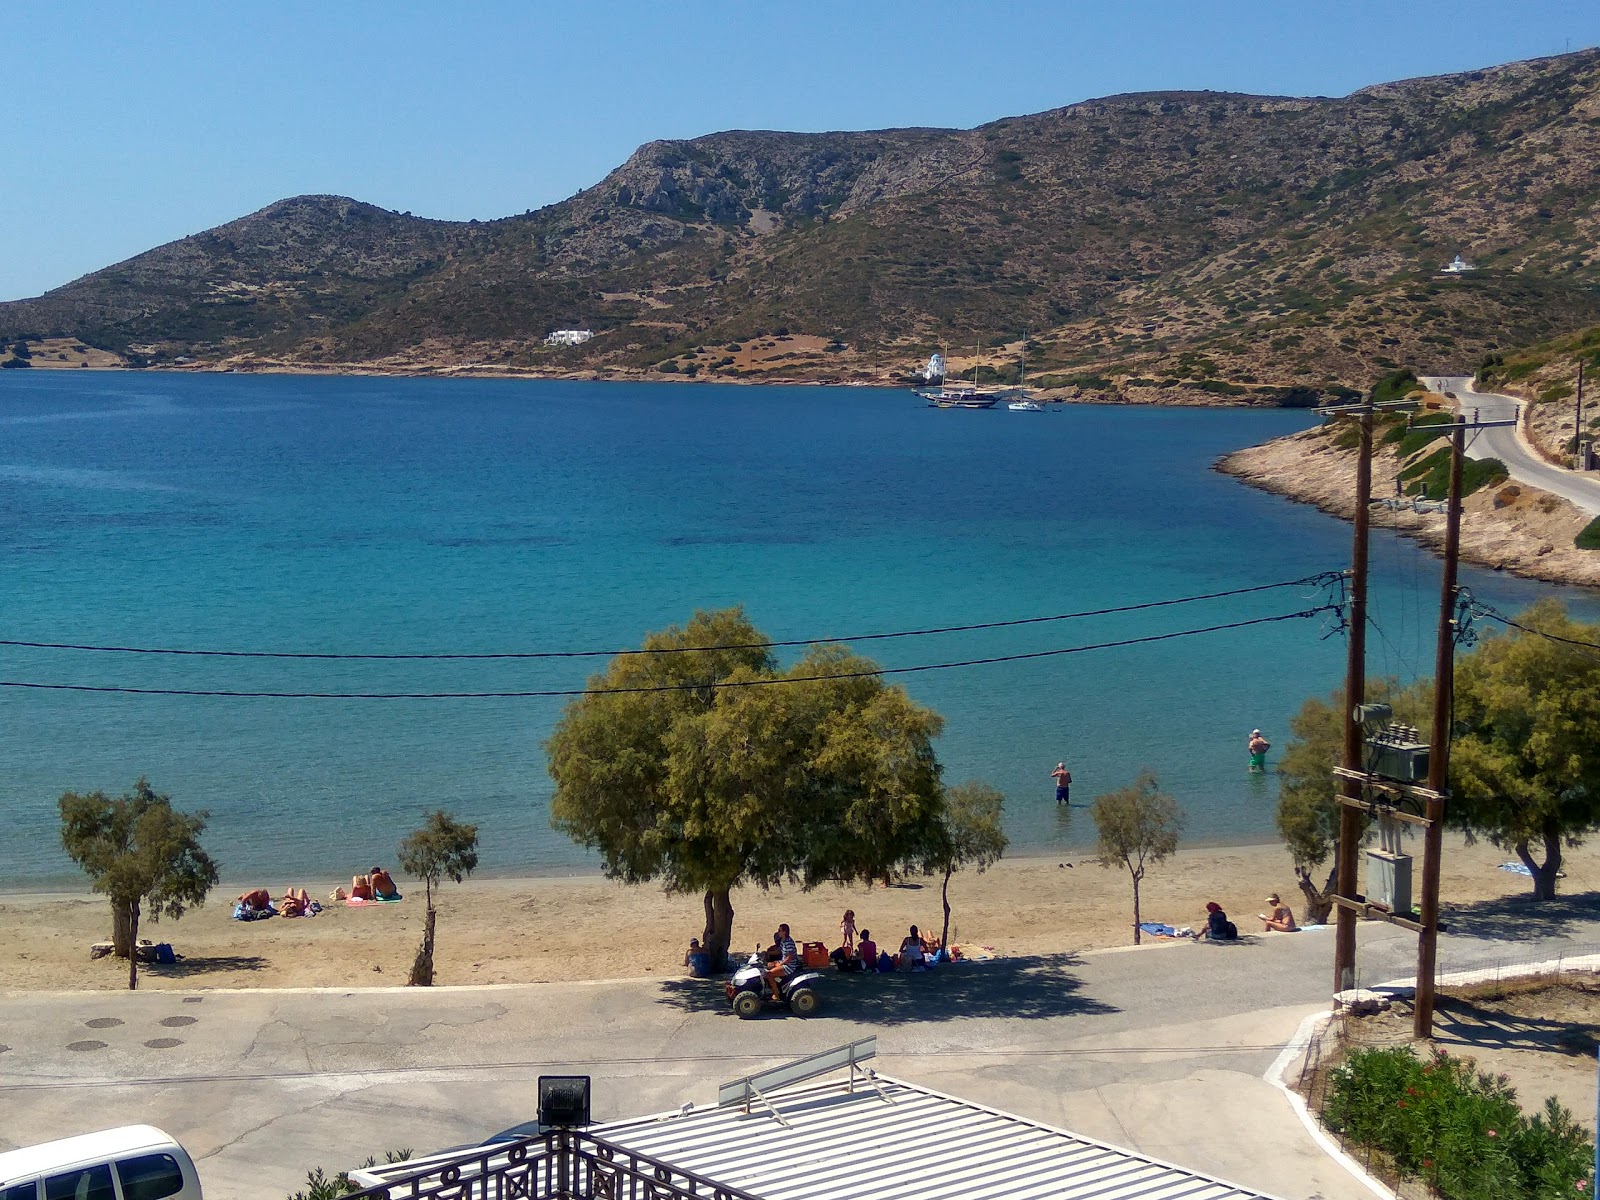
top-left (915, 342), bottom-right (1015, 409)
top-left (1007, 345), bottom-right (1043, 410)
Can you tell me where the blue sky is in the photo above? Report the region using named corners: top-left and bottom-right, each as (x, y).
top-left (3, 0), bottom-right (1597, 300)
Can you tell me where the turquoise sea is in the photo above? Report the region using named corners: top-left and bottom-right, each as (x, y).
top-left (2, 372), bottom-right (1595, 888)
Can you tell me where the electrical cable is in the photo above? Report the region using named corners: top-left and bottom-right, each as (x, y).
top-left (0, 573), bottom-right (1341, 661)
top-left (1469, 604), bottom-right (1600, 654)
top-left (0, 606), bottom-right (1336, 700)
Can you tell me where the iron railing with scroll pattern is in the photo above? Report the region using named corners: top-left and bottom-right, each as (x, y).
top-left (345, 1129), bottom-right (766, 1200)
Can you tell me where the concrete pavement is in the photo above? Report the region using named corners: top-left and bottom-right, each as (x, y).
top-left (1420, 374), bottom-right (1600, 516)
top-left (5, 910), bottom-right (1598, 1200)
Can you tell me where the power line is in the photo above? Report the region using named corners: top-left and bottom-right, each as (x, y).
top-left (0, 607), bottom-right (1335, 700)
top-left (1469, 604), bottom-right (1600, 656)
top-left (0, 573), bottom-right (1340, 661)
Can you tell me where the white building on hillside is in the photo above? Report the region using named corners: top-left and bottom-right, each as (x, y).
top-left (1440, 253), bottom-right (1475, 274)
top-left (545, 329), bottom-right (595, 346)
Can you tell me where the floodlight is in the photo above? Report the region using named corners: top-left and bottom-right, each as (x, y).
top-left (538, 1076), bottom-right (592, 1128)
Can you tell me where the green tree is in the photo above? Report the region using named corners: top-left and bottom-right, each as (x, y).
top-left (58, 778), bottom-right (219, 990)
top-left (547, 607), bottom-right (947, 969)
top-left (928, 781), bottom-right (1008, 954)
top-left (1275, 678), bottom-right (1427, 923)
top-left (1450, 599), bottom-right (1600, 900)
top-left (397, 809), bottom-right (479, 987)
top-left (11, 340), bottom-right (31, 359)
top-left (1092, 770), bottom-right (1183, 945)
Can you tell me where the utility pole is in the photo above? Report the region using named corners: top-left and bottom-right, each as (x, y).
top-left (1334, 409), bottom-right (1372, 995)
top-left (1578, 361), bottom-right (1587, 470)
top-left (1414, 421), bottom-right (1464, 1038)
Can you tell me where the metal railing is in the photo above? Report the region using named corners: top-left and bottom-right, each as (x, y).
top-left (346, 1130), bottom-right (765, 1200)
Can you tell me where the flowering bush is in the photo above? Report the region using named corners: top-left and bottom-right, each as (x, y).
top-left (1323, 1046), bottom-right (1592, 1198)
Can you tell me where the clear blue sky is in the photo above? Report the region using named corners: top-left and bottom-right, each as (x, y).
top-left (3, 0), bottom-right (1597, 300)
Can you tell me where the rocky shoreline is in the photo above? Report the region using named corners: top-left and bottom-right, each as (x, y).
top-left (1218, 425), bottom-right (1600, 589)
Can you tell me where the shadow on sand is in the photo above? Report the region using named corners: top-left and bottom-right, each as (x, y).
top-left (141, 954), bottom-right (269, 978)
top-left (1440, 891), bottom-right (1600, 943)
top-left (654, 953), bottom-right (1119, 1024)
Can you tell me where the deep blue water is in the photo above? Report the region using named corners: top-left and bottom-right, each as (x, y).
top-left (2, 372), bottom-right (1594, 887)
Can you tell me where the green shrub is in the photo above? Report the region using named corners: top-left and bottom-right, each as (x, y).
top-left (1384, 411), bottom-right (1449, 448)
top-left (1395, 413), bottom-right (1454, 457)
top-left (1322, 1046), bottom-right (1592, 1198)
top-left (1370, 368), bottom-right (1418, 404)
top-left (1578, 516), bottom-right (1600, 551)
top-left (1401, 451), bottom-right (1508, 499)
top-left (1540, 382), bottom-right (1575, 404)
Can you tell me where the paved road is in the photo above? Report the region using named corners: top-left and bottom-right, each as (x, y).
top-left (5, 906), bottom-right (1598, 1200)
top-left (1420, 374), bottom-right (1600, 516)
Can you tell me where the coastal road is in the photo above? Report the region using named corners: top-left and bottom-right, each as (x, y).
top-left (5, 906), bottom-right (1600, 1200)
top-left (1421, 374), bottom-right (1600, 516)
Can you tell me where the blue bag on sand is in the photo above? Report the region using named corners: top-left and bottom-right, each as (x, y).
top-left (876, 951), bottom-right (893, 973)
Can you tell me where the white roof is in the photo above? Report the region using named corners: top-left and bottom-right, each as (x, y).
top-left (0, 1125), bottom-right (177, 1183)
top-left (597, 1075), bottom-right (1281, 1200)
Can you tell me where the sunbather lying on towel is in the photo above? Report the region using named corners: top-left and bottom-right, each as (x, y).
top-left (279, 887), bottom-right (311, 917)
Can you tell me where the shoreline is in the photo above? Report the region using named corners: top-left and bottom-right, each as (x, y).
top-left (2, 834), bottom-right (1587, 993)
top-left (1217, 425), bottom-right (1600, 589)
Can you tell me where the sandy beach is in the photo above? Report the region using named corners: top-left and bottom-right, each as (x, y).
top-left (2, 834), bottom-right (1591, 992)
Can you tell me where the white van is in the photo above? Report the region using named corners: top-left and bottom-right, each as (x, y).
top-left (0, 1126), bottom-right (201, 1200)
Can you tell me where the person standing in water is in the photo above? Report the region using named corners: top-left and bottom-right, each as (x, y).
top-left (1051, 762), bottom-right (1072, 805)
top-left (1248, 729), bottom-right (1270, 773)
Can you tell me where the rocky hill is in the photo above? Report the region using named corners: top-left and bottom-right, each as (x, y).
top-left (4, 49), bottom-right (1599, 393)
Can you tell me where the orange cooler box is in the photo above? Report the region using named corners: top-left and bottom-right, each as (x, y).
top-left (801, 941), bottom-right (830, 969)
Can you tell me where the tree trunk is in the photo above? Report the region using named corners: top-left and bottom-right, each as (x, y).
top-left (701, 887), bottom-right (735, 972)
top-left (940, 867), bottom-right (953, 955)
top-left (126, 901), bottom-right (140, 991)
top-left (1516, 831), bottom-right (1562, 902)
top-left (408, 905), bottom-right (436, 987)
top-left (1131, 869), bottom-right (1143, 946)
top-left (112, 899), bottom-right (135, 958)
top-left (1295, 862), bottom-right (1337, 925)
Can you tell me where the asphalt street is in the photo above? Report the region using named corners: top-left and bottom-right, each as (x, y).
top-left (5, 903), bottom-right (1598, 1200)
top-left (1420, 374), bottom-right (1600, 516)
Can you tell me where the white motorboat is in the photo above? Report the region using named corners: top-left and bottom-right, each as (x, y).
top-left (1007, 397), bottom-right (1044, 411)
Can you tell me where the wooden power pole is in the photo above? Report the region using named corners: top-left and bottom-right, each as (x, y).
top-left (1414, 421), bottom-right (1465, 1037)
top-left (1333, 409), bottom-right (1372, 995)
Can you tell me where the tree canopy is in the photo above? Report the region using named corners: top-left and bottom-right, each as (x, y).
top-left (1092, 769), bottom-right (1182, 945)
top-left (547, 607), bottom-right (949, 965)
top-left (1450, 599), bottom-right (1600, 900)
top-left (59, 777), bottom-right (218, 989)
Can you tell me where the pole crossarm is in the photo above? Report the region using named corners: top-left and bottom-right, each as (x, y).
top-left (1333, 794), bottom-right (1434, 828)
top-left (1330, 894), bottom-right (1427, 934)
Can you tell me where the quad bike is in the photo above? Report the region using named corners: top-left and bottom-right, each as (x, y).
top-left (725, 951), bottom-right (823, 1018)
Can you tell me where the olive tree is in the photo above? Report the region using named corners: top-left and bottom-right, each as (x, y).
top-left (1092, 769), bottom-right (1182, 945)
top-left (58, 778), bottom-right (218, 989)
top-left (1450, 599), bottom-right (1600, 901)
top-left (397, 809), bottom-right (479, 987)
top-left (548, 607), bottom-right (948, 969)
top-left (928, 781), bottom-right (1008, 954)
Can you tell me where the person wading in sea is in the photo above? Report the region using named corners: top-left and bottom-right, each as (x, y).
top-left (1247, 729), bottom-right (1270, 773)
top-left (1051, 762), bottom-right (1072, 805)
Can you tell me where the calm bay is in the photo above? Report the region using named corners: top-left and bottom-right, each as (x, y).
top-left (2, 371), bottom-right (1594, 887)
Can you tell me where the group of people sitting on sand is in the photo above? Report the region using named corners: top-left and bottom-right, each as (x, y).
top-left (336, 867), bottom-right (400, 903)
top-left (234, 886), bottom-right (321, 920)
top-left (1198, 894), bottom-right (1299, 941)
top-left (233, 867), bottom-right (401, 921)
top-left (686, 909), bottom-right (960, 981)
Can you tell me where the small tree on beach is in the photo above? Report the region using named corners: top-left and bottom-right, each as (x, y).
top-left (547, 607), bottom-right (948, 970)
top-left (928, 781), bottom-right (1008, 954)
top-left (397, 809), bottom-right (479, 987)
top-left (58, 778), bottom-right (218, 990)
top-left (1092, 770), bottom-right (1182, 945)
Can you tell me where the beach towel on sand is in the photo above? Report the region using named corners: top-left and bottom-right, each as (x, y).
top-left (345, 895), bottom-right (402, 907)
top-left (1138, 922), bottom-right (1177, 937)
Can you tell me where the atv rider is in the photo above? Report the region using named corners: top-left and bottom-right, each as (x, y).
top-left (765, 923), bottom-right (799, 1001)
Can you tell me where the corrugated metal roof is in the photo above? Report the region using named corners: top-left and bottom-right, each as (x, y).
top-left (597, 1074), bottom-right (1283, 1200)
